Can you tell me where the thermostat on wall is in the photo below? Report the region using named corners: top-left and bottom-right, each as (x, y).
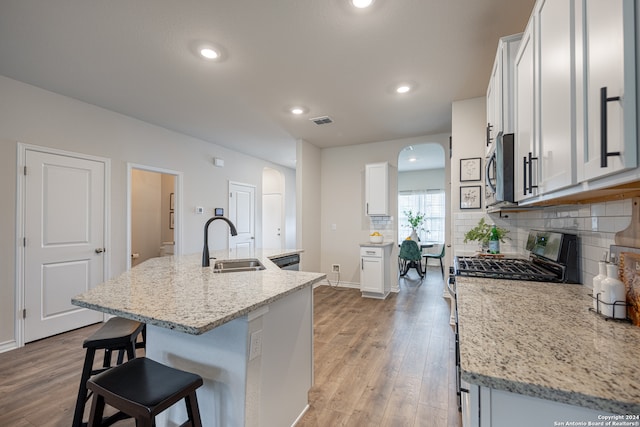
top-left (215, 208), bottom-right (224, 216)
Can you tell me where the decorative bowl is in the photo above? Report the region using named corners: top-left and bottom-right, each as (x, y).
top-left (369, 235), bottom-right (383, 244)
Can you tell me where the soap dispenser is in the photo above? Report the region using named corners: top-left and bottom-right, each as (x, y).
top-left (601, 264), bottom-right (626, 319)
top-left (592, 261), bottom-right (607, 312)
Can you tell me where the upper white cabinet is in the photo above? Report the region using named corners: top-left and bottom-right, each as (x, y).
top-left (365, 162), bottom-right (389, 216)
top-left (486, 34), bottom-right (522, 154)
top-left (513, 0), bottom-right (637, 205)
top-left (515, 17), bottom-right (538, 202)
top-left (538, 0), bottom-right (576, 193)
top-left (576, 0), bottom-right (637, 182)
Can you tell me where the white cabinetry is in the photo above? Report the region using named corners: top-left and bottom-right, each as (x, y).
top-left (365, 162), bottom-right (389, 216)
top-left (486, 34), bottom-right (522, 154)
top-left (360, 243), bottom-right (392, 299)
top-left (465, 384), bottom-right (613, 427)
top-left (514, 18), bottom-right (538, 202)
top-left (538, 0), bottom-right (576, 193)
top-left (576, 0), bottom-right (637, 182)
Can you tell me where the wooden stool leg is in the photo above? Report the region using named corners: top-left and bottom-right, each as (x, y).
top-left (185, 392), bottom-right (203, 427)
top-left (88, 394), bottom-right (106, 427)
top-left (72, 348), bottom-right (96, 427)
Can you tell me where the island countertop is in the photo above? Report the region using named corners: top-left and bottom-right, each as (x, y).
top-left (456, 276), bottom-right (640, 414)
top-left (72, 250), bottom-right (326, 335)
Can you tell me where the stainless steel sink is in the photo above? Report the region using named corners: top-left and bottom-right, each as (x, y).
top-left (211, 258), bottom-right (265, 273)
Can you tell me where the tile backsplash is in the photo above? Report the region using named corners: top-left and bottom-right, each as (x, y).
top-left (453, 199), bottom-right (633, 287)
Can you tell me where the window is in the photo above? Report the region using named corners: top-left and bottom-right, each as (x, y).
top-left (398, 190), bottom-right (445, 243)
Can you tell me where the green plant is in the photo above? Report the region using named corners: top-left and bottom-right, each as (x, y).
top-left (404, 210), bottom-right (426, 231)
top-left (463, 218), bottom-right (510, 245)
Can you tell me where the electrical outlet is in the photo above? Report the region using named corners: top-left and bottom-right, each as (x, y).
top-left (249, 329), bottom-right (263, 361)
top-left (332, 264), bottom-right (340, 273)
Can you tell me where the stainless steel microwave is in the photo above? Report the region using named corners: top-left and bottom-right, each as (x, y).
top-left (485, 132), bottom-right (516, 208)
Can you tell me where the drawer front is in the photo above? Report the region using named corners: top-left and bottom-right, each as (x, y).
top-left (360, 247), bottom-right (382, 257)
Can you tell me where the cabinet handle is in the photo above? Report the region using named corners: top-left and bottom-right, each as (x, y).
top-left (523, 156), bottom-right (528, 195)
top-left (486, 123), bottom-right (493, 147)
top-left (600, 86), bottom-right (621, 168)
top-left (366, 202), bottom-right (369, 215)
top-left (527, 152), bottom-right (538, 194)
top-left (361, 259), bottom-right (364, 270)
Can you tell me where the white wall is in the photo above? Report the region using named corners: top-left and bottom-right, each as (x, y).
top-left (0, 75), bottom-right (297, 348)
top-left (131, 169), bottom-right (162, 266)
top-left (320, 134), bottom-right (451, 288)
top-left (398, 168), bottom-right (445, 192)
top-left (296, 140), bottom-right (322, 272)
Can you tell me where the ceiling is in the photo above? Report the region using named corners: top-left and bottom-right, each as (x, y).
top-left (0, 0), bottom-right (535, 169)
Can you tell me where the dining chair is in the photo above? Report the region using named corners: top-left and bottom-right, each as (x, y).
top-left (398, 239), bottom-right (424, 278)
top-left (423, 244), bottom-right (445, 277)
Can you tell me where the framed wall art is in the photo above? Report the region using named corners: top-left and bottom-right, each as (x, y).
top-left (460, 185), bottom-right (482, 210)
top-left (460, 157), bottom-right (481, 182)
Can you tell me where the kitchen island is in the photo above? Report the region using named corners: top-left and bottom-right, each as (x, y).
top-left (456, 276), bottom-right (640, 426)
top-left (72, 250), bottom-right (325, 427)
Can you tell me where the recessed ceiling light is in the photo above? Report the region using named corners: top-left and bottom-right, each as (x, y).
top-left (291, 107), bottom-right (306, 115)
top-left (200, 47), bottom-right (219, 60)
top-left (351, 0), bottom-right (375, 8)
top-left (409, 157), bottom-right (417, 162)
top-left (396, 84), bottom-right (411, 94)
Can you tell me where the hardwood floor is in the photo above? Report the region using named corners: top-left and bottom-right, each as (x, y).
top-left (298, 269), bottom-right (461, 427)
top-left (0, 267), bottom-right (460, 427)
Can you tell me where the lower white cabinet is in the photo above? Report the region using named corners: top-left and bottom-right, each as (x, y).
top-left (359, 243), bottom-right (392, 299)
top-left (465, 384), bottom-right (613, 427)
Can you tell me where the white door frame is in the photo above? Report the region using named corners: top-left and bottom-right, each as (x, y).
top-left (126, 163), bottom-right (183, 270)
top-left (15, 143), bottom-right (111, 349)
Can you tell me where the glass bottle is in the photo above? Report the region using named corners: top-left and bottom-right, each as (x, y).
top-left (488, 225), bottom-right (500, 254)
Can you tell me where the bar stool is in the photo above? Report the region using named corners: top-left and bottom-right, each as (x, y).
top-left (72, 317), bottom-right (145, 427)
top-left (87, 357), bottom-right (204, 427)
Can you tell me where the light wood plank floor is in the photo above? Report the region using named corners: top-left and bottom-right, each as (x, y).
top-left (0, 267), bottom-right (460, 427)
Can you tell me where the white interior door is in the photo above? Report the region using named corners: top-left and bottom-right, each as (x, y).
top-left (229, 182), bottom-right (255, 257)
top-left (23, 149), bottom-right (105, 342)
top-left (262, 193), bottom-right (283, 249)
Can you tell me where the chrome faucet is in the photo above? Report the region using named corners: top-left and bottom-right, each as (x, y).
top-left (202, 216), bottom-right (238, 267)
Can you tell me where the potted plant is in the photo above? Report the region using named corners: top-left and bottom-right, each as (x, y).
top-left (404, 210), bottom-right (426, 241)
top-left (463, 218), bottom-right (509, 252)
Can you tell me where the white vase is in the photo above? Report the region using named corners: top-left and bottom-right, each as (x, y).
top-left (409, 229), bottom-right (419, 241)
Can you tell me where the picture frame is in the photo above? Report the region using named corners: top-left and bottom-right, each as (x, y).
top-left (460, 185), bottom-right (482, 210)
top-left (169, 211), bottom-right (175, 229)
top-left (460, 157), bottom-right (481, 182)
top-left (169, 193), bottom-right (175, 211)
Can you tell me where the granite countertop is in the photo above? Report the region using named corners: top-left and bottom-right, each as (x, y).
top-left (457, 276), bottom-right (640, 414)
top-left (72, 250), bottom-right (326, 335)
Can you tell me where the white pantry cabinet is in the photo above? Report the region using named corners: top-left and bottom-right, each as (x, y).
top-left (359, 243), bottom-right (392, 299)
top-left (576, 0), bottom-right (637, 182)
top-left (486, 34), bottom-right (522, 155)
top-left (365, 162), bottom-right (389, 216)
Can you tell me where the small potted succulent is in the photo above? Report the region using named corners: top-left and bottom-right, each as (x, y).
top-left (463, 218), bottom-right (509, 252)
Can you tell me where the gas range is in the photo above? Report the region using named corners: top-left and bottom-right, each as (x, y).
top-left (454, 230), bottom-right (579, 283)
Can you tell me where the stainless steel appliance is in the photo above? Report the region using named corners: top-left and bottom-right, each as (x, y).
top-left (485, 132), bottom-right (516, 209)
top-left (455, 230), bottom-right (579, 283)
top-left (270, 253), bottom-right (300, 271)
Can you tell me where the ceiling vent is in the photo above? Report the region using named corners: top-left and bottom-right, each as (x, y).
top-left (310, 116), bottom-right (333, 125)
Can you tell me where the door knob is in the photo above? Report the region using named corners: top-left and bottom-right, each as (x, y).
top-left (95, 248), bottom-right (105, 254)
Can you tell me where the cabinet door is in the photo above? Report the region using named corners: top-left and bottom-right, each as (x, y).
top-left (515, 19), bottom-right (539, 202)
top-left (486, 61), bottom-right (500, 154)
top-left (365, 162), bottom-right (389, 216)
top-left (538, 0), bottom-right (575, 193)
top-left (360, 256), bottom-right (382, 293)
top-left (577, 0), bottom-right (637, 182)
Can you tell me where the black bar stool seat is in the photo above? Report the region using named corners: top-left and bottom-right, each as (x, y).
top-left (72, 317), bottom-right (145, 427)
top-left (87, 357), bottom-right (204, 427)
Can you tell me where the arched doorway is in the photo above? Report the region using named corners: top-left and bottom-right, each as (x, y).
top-left (397, 143), bottom-right (446, 244)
